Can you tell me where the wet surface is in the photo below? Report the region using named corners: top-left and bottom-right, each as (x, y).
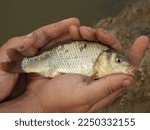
top-left (0, 0), bottom-right (137, 44)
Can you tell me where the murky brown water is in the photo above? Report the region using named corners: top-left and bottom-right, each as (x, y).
top-left (0, 0), bottom-right (137, 44)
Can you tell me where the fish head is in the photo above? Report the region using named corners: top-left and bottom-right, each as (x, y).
top-left (95, 50), bottom-right (136, 77)
top-left (109, 52), bottom-right (135, 76)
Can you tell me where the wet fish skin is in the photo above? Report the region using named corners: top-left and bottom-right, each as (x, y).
top-left (22, 41), bottom-right (108, 77)
top-left (0, 41), bottom-right (135, 78)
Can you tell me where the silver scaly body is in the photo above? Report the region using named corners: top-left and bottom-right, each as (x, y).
top-left (21, 41), bottom-right (108, 77)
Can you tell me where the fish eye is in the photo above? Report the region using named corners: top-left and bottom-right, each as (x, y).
top-left (115, 58), bottom-right (122, 63)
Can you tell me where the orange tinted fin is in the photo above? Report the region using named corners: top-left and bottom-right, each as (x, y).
top-left (0, 48), bottom-right (24, 73)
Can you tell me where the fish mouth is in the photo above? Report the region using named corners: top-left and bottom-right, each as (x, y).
top-left (127, 65), bottom-right (136, 76)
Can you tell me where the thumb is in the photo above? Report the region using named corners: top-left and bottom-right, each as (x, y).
top-left (86, 74), bottom-right (133, 102)
top-left (127, 36), bottom-right (149, 65)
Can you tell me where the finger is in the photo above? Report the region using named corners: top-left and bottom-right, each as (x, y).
top-left (0, 33), bottom-right (37, 61)
top-left (69, 25), bottom-right (82, 40)
top-left (41, 30), bottom-right (81, 52)
top-left (127, 36), bottom-right (149, 65)
top-left (40, 33), bottom-right (72, 52)
top-left (40, 25), bottom-right (82, 52)
top-left (79, 26), bottom-right (96, 41)
top-left (32, 18), bottom-right (80, 49)
top-left (96, 28), bottom-right (124, 53)
top-left (86, 74), bottom-right (133, 103)
top-left (21, 47), bottom-right (38, 56)
top-left (1, 18), bottom-right (80, 58)
top-left (0, 34), bottom-right (36, 101)
top-left (88, 88), bottom-right (123, 112)
top-left (1, 33), bottom-right (36, 52)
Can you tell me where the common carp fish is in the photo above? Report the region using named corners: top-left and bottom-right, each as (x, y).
top-left (0, 41), bottom-right (135, 78)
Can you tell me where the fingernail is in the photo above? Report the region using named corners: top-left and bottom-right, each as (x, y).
top-left (123, 79), bottom-right (132, 87)
top-left (26, 32), bottom-right (33, 37)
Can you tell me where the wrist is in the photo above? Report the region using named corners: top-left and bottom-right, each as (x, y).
top-left (0, 91), bottom-right (44, 112)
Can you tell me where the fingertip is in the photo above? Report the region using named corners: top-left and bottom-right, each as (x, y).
top-left (133, 35), bottom-right (149, 50)
top-left (21, 47), bottom-right (38, 56)
top-left (69, 25), bottom-right (81, 40)
top-left (123, 78), bottom-right (133, 87)
top-left (96, 28), bottom-right (123, 53)
top-left (18, 32), bottom-right (37, 52)
top-left (71, 17), bottom-right (80, 26)
top-left (79, 26), bottom-right (96, 41)
top-left (64, 17), bottom-right (80, 26)
top-left (96, 28), bottom-right (109, 35)
top-left (90, 74), bottom-right (133, 89)
top-left (128, 35), bottom-right (149, 65)
top-left (2, 32), bottom-right (37, 54)
top-left (104, 74), bottom-right (133, 85)
top-left (95, 28), bottom-right (109, 40)
top-left (138, 35), bottom-right (149, 42)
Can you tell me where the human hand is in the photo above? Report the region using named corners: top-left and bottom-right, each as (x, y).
top-left (0, 19), bottom-right (148, 112)
top-left (0, 18), bottom-right (81, 101)
top-left (25, 28), bottom-right (148, 112)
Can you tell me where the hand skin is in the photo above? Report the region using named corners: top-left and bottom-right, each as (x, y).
top-left (0, 18), bottom-right (149, 112)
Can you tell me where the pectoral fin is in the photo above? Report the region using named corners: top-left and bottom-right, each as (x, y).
top-left (85, 72), bottom-right (98, 84)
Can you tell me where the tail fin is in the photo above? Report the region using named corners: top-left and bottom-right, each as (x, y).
top-left (0, 48), bottom-right (24, 73)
